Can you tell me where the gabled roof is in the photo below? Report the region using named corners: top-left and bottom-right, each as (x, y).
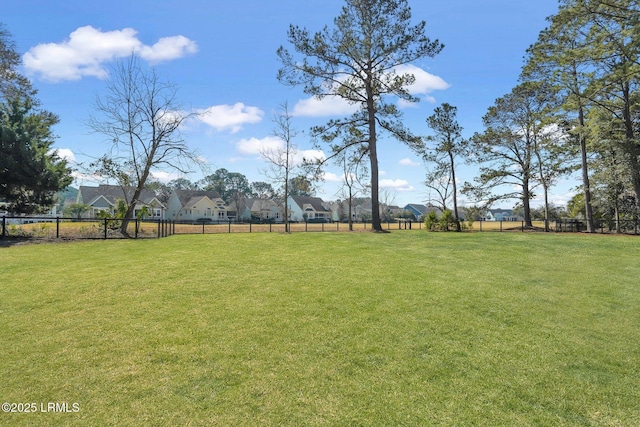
top-left (404, 204), bottom-right (427, 215)
top-left (172, 190), bottom-right (222, 208)
top-left (291, 196), bottom-right (330, 212)
top-left (229, 198), bottom-right (280, 212)
top-left (79, 185), bottom-right (162, 207)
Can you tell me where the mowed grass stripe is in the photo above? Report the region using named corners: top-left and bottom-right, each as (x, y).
top-left (1, 232), bottom-right (639, 426)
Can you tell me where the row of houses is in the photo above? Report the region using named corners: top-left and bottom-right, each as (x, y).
top-left (69, 185), bottom-right (524, 223)
top-left (73, 185), bottom-right (446, 223)
top-left (75, 185), bottom-right (335, 223)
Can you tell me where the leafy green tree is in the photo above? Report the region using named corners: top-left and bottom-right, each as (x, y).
top-left (523, 2), bottom-right (598, 231)
top-left (64, 203), bottom-right (90, 219)
top-left (288, 176), bottom-right (313, 197)
top-left (199, 168), bottom-right (229, 197)
top-left (525, 0), bottom-right (640, 228)
top-left (167, 178), bottom-right (198, 191)
top-left (0, 24), bottom-right (72, 213)
top-left (225, 172), bottom-right (252, 214)
top-left (1, 95), bottom-right (72, 213)
top-left (574, 0), bottom-right (640, 215)
top-left (277, 0), bottom-right (443, 231)
top-left (425, 103), bottom-right (466, 231)
top-left (0, 23), bottom-right (33, 100)
top-left (250, 181), bottom-right (275, 199)
top-left (464, 83), bottom-right (550, 227)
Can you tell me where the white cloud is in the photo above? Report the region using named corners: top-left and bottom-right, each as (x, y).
top-left (323, 172), bottom-right (343, 182)
top-left (291, 95), bottom-right (359, 117)
top-left (380, 179), bottom-right (414, 192)
top-left (196, 103), bottom-right (264, 133)
top-left (394, 64), bottom-right (450, 98)
top-left (150, 171), bottom-right (180, 183)
top-left (236, 136), bottom-right (283, 156)
top-left (399, 157), bottom-right (419, 167)
top-left (49, 148), bottom-right (76, 163)
top-left (23, 26), bottom-right (197, 82)
top-left (294, 149), bottom-right (325, 166)
top-left (137, 35), bottom-right (197, 63)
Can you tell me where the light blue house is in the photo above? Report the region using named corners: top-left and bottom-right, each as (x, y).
top-left (484, 209), bottom-right (522, 221)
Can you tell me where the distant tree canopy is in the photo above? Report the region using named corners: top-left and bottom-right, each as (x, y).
top-left (0, 23), bottom-right (72, 213)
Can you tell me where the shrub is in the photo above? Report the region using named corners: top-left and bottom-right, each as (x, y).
top-left (439, 209), bottom-right (456, 231)
top-left (424, 211), bottom-right (439, 231)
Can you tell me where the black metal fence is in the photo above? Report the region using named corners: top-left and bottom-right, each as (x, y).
top-left (164, 219), bottom-right (421, 235)
top-left (3, 216), bottom-right (638, 242)
top-left (0, 216), bottom-right (171, 240)
top-left (555, 218), bottom-right (640, 234)
top-left (0, 217), bottom-right (420, 241)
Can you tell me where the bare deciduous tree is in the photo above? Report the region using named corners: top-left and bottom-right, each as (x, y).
top-left (260, 103), bottom-right (298, 232)
top-left (88, 56), bottom-right (199, 235)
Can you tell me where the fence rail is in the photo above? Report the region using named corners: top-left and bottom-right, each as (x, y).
top-left (2, 216), bottom-right (638, 242)
top-left (0, 217), bottom-right (422, 240)
top-left (0, 216), bottom-right (163, 240)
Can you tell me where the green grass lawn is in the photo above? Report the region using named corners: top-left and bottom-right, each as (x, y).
top-left (1, 232), bottom-right (639, 426)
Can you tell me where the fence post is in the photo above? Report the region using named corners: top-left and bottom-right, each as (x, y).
top-left (1, 216), bottom-right (5, 239)
top-left (104, 218), bottom-right (108, 239)
top-left (480, 219), bottom-right (483, 232)
top-left (500, 220), bottom-right (503, 232)
top-left (250, 222), bottom-right (252, 233)
top-left (229, 219), bottom-right (232, 233)
top-left (56, 217), bottom-right (60, 238)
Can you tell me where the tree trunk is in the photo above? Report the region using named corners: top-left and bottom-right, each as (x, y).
top-left (448, 150), bottom-right (461, 231)
top-left (366, 84), bottom-right (383, 232)
top-left (577, 100), bottom-right (595, 233)
top-left (522, 175), bottom-right (533, 228)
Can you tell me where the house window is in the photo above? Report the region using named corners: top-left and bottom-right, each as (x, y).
top-left (218, 211), bottom-right (225, 218)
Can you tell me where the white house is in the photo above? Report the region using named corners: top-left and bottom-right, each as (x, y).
top-left (166, 190), bottom-right (228, 222)
top-left (287, 196), bottom-right (331, 222)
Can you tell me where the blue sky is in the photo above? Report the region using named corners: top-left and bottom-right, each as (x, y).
top-left (4, 0), bottom-right (569, 208)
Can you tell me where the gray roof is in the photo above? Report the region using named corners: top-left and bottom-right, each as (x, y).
top-left (172, 190), bottom-right (222, 207)
top-left (291, 196), bottom-right (330, 212)
top-left (79, 185), bottom-right (162, 207)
